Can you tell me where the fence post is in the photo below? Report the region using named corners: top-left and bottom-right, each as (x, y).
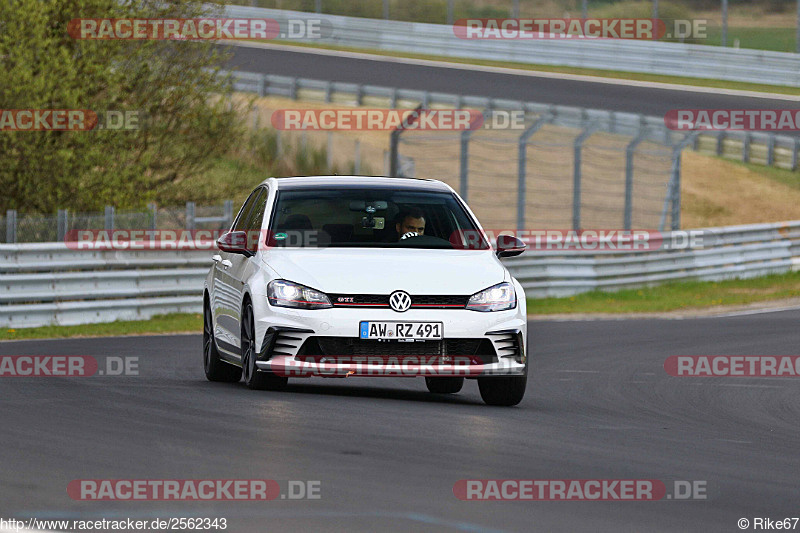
top-left (624, 128), bottom-right (648, 231)
top-left (289, 77), bottom-right (298, 100)
top-left (6, 209), bottom-right (16, 243)
top-left (792, 138), bottom-right (799, 171)
top-left (660, 132), bottom-right (697, 231)
top-left (389, 105), bottom-right (422, 177)
top-left (276, 129), bottom-right (282, 155)
top-left (390, 87), bottom-right (398, 109)
top-left (57, 209), bottom-right (68, 242)
top-left (104, 206), bottom-right (115, 231)
top-left (186, 202), bottom-right (195, 231)
top-left (354, 140), bottom-right (361, 175)
top-left (516, 114), bottom-right (552, 231)
top-left (148, 203), bottom-right (157, 230)
top-left (325, 80), bottom-right (333, 103)
top-left (460, 128), bottom-right (472, 202)
top-left (573, 126), bottom-right (596, 230)
top-left (224, 200), bottom-right (233, 228)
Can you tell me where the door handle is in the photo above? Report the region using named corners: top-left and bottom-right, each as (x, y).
top-left (212, 254), bottom-right (222, 263)
top-left (220, 259), bottom-right (233, 268)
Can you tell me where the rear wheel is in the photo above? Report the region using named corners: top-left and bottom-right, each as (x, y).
top-left (425, 376), bottom-right (464, 394)
top-left (203, 297), bottom-right (241, 383)
top-left (241, 299), bottom-right (288, 391)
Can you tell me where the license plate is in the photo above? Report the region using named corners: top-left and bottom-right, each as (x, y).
top-left (359, 321), bottom-right (443, 340)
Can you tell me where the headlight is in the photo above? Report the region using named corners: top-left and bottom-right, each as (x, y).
top-left (267, 280), bottom-right (332, 309)
top-left (466, 282), bottom-right (516, 312)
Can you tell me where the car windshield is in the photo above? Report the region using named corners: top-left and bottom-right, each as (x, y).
top-left (268, 187), bottom-right (490, 249)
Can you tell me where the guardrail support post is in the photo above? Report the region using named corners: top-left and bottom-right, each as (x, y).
top-left (516, 114), bottom-right (552, 231)
top-left (742, 132), bottom-right (751, 163)
top-left (716, 131), bottom-right (725, 156)
top-left (354, 140), bottom-right (361, 174)
top-left (104, 206), bottom-right (114, 231)
top-left (325, 81), bottom-right (333, 103)
top-left (766, 134), bottom-right (775, 166)
top-left (792, 138), bottom-right (800, 171)
top-left (6, 209), bottom-right (16, 243)
top-left (625, 128), bottom-right (648, 231)
top-left (57, 209), bottom-right (68, 242)
top-left (186, 202), bottom-right (195, 231)
top-left (355, 84), bottom-right (363, 106)
top-left (289, 77), bottom-right (298, 100)
top-left (573, 125), bottom-right (596, 230)
top-left (258, 74), bottom-right (267, 97)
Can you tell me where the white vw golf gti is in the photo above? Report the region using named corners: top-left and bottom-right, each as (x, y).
top-left (204, 176), bottom-right (528, 406)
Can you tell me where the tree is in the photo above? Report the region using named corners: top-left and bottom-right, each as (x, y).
top-left (0, 0), bottom-right (243, 213)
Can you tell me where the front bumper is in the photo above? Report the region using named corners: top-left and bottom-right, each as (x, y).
top-left (253, 307), bottom-right (527, 378)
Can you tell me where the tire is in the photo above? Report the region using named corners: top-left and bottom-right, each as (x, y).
top-left (241, 299), bottom-right (288, 391)
top-left (425, 376), bottom-right (464, 394)
top-left (477, 374), bottom-right (527, 406)
top-left (203, 297), bottom-right (242, 383)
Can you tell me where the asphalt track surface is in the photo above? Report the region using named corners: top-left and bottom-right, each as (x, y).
top-left (2, 311), bottom-right (799, 532)
top-left (225, 44), bottom-right (800, 119)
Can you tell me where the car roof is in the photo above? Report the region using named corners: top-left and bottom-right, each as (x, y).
top-left (264, 176), bottom-right (452, 192)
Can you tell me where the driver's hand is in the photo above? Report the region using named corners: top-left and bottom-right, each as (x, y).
top-left (400, 231), bottom-right (420, 240)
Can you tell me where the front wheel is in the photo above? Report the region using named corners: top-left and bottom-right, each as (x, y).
top-left (425, 376), bottom-right (464, 394)
top-left (241, 300), bottom-right (288, 391)
top-left (477, 375), bottom-right (527, 406)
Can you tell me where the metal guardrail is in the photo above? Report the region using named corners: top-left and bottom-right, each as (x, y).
top-left (224, 5), bottom-right (800, 88)
top-left (1, 221), bottom-right (799, 328)
top-left (504, 221), bottom-right (800, 297)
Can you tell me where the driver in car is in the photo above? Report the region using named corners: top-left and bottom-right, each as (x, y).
top-left (395, 207), bottom-right (426, 240)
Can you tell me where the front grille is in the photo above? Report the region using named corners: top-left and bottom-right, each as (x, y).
top-left (328, 293), bottom-right (469, 309)
top-left (297, 336), bottom-right (497, 364)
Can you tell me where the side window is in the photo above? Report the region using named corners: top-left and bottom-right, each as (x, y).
top-left (244, 187), bottom-right (268, 232)
top-left (232, 188), bottom-right (261, 232)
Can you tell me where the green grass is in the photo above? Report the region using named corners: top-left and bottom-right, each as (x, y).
top-left (265, 41), bottom-right (800, 96)
top-left (735, 160), bottom-right (800, 191)
top-left (0, 313), bottom-right (202, 341)
top-left (704, 27), bottom-right (797, 52)
top-left (527, 270), bottom-right (800, 315)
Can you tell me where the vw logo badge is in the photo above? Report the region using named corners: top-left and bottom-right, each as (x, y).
top-left (389, 290), bottom-right (412, 312)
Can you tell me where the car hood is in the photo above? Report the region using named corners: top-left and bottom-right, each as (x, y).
top-left (262, 248), bottom-right (507, 295)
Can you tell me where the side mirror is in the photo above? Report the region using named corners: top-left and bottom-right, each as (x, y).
top-left (217, 231), bottom-right (255, 256)
top-left (496, 235), bottom-right (526, 258)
